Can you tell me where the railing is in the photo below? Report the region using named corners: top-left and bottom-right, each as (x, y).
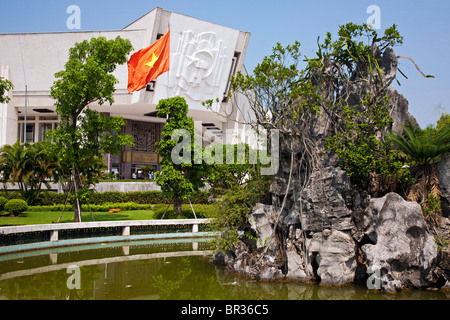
top-left (0, 219), bottom-right (214, 254)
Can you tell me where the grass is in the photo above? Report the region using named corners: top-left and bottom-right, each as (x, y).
top-left (0, 203), bottom-right (219, 226)
top-left (0, 209), bottom-right (156, 226)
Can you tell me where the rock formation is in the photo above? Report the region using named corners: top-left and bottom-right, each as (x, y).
top-left (212, 44), bottom-right (450, 292)
top-left (361, 193), bottom-right (438, 292)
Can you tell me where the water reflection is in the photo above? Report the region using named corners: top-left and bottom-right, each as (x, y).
top-left (0, 240), bottom-right (448, 300)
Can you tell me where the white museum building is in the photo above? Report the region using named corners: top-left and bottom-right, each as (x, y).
top-left (0, 7), bottom-right (254, 179)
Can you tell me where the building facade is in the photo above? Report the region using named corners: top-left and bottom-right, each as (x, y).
top-left (0, 7), bottom-right (253, 179)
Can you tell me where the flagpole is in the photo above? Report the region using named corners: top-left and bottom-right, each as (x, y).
top-left (24, 85), bottom-right (27, 143)
top-left (166, 24), bottom-right (170, 99)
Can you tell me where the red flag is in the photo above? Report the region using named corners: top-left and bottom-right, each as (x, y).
top-left (127, 30), bottom-right (170, 93)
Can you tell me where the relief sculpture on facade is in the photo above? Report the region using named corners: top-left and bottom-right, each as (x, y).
top-left (169, 30), bottom-right (228, 102)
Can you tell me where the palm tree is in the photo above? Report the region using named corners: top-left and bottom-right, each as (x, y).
top-left (0, 140), bottom-right (31, 192)
top-left (387, 121), bottom-right (450, 168)
top-left (0, 140), bottom-right (58, 204)
top-left (387, 120), bottom-right (450, 225)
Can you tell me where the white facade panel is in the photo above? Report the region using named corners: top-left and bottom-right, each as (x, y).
top-left (152, 12), bottom-right (240, 113)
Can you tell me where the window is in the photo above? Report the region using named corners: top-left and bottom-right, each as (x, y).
top-left (39, 123), bottom-right (53, 141)
top-left (223, 52), bottom-right (240, 102)
top-left (25, 124), bottom-right (34, 143)
top-left (131, 121), bottom-right (156, 152)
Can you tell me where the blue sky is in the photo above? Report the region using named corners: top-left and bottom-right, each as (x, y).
top-left (1, 0), bottom-right (448, 127)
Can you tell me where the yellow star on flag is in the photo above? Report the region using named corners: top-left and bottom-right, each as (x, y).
top-left (145, 52), bottom-right (159, 68)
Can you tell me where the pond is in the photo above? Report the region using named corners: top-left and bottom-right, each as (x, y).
top-left (0, 238), bottom-right (448, 300)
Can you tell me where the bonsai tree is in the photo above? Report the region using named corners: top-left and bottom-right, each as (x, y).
top-left (155, 96), bottom-right (211, 216)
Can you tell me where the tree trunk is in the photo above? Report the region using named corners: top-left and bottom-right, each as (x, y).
top-left (73, 196), bottom-right (82, 222)
top-left (72, 171), bottom-right (82, 223)
top-left (173, 195), bottom-right (183, 216)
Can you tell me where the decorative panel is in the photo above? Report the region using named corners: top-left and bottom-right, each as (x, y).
top-left (132, 122), bottom-right (156, 152)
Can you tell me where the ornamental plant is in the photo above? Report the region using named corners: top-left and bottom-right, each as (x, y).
top-left (155, 96), bottom-right (212, 215)
top-left (5, 199), bottom-right (28, 216)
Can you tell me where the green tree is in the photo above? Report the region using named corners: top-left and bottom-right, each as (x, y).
top-left (0, 76), bottom-right (13, 103)
top-left (312, 23), bottom-right (413, 195)
top-left (155, 96), bottom-right (211, 216)
top-left (207, 143), bottom-right (271, 252)
top-left (48, 36), bottom-right (134, 222)
top-left (0, 141), bottom-right (58, 204)
top-left (387, 120), bottom-right (450, 167)
top-left (436, 113), bottom-right (450, 135)
top-left (324, 94), bottom-right (410, 194)
top-left (206, 143), bottom-right (258, 195)
top-left (387, 118), bottom-right (450, 225)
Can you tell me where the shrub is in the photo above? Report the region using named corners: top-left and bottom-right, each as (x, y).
top-left (38, 191), bottom-right (67, 205)
top-left (29, 202), bottom-right (153, 212)
top-left (0, 196), bottom-right (8, 210)
top-left (34, 190), bottom-right (210, 205)
top-left (5, 199), bottom-right (28, 216)
top-left (153, 204), bottom-right (218, 219)
top-left (29, 204), bottom-right (72, 212)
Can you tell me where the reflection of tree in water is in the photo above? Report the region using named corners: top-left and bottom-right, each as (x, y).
top-left (152, 257), bottom-right (228, 300)
top-left (0, 265), bottom-right (102, 300)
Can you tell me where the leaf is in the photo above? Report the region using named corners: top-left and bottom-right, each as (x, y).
top-left (398, 68), bottom-right (408, 79)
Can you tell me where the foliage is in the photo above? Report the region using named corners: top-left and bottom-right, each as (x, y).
top-left (310, 23), bottom-right (411, 194)
top-left (436, 113), bottom-right (450, 134)
top-left (13, 190), bottom-right (210, 206)
top-left (210, 171), bottom-right (271, 253)
top-left (29, 202), bottom-right (153, 212)
top-left (0, 76), bottom-right (13, 103)
top-left (209, 39), bottom-right (323, 252)
top-left (387, 120), bottom-right (450, 166)
top-left (387, 116), bottom-right (449, 225)
top-left (325, 94), bottom-right (411, 192)
top-left (155, 96), bottom-right (212, 215)
top-left (206, 143), bottom-right (271, 197)
top-left (305, 23), bottom-right (403, 80)
top-left (140, 165), bottom-right (154, 173)
top-left (4, 199), bottom-right (28, 216)
top-left (0, 140), bottom-right (58, 204)
top-left (153, 203), bottom-right (219, 219)
top-left (0, 196), bottom-right (7, 210)
top-left (48, 36), bottom-right (134, 221)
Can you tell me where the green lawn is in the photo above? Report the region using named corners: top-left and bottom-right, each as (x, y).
top-left (0, 209), bottom-right (156, 226)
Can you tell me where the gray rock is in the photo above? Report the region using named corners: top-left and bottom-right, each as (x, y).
top-left (248, 203), bottom-right (276, 249)
top-left (362, 193), bottom-right (438, 292)
top-left (437, 153), bottom-right (450, 217)
top-left (286, 248), bottom-right (310, 281)
top-left (300, 166), bottom-right (357, 233)
top-left (307, 229), bottom-right (356, 285)
top-left (387, 86), bottom-right (419, 134)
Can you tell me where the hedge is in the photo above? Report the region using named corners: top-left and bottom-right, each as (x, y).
top-left (29, 202), bottom-right (153, 212)
top-left (3, 190), bottom-right (210, 205)
top-left (0, 196), bottom-right (7, 210)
